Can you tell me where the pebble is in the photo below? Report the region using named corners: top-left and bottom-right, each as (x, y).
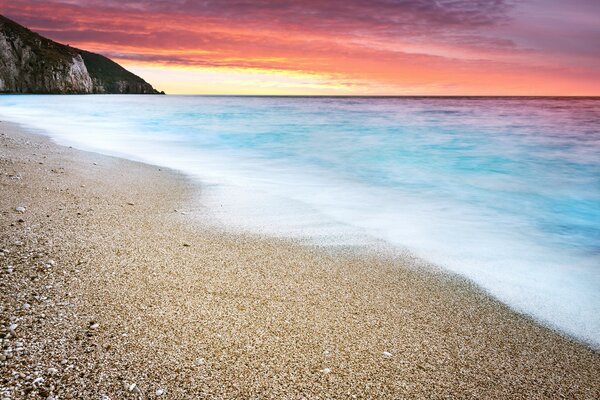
top-left (89, 323), bottom-right (99, 330)
top-left (128, 383), bottom-right (140, 394)
top-left (194, 358), bottom-right (205, 366)
top-left (156, 388), bottom-right (165, 396)
top-left (320, 368), bottom-right (332, 374)
top-left (22, 303), bottom-right (31, 310)
top-left (32, 377), bottom-right (44, 385)
top-left (15, 206), bottom-right (26, 213)
top-left (47, 260), bottom-right (56, 266)
top-left (383, 351), bottom-right (393, 358)
top-left (47, 367), bottom-right (58, 375)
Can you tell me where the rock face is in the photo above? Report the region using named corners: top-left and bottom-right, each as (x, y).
top-left (0, 15), bottom-right (162, 94)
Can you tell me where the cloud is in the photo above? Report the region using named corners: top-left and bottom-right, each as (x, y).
top-left (2, 0), bottom-right (600, 94)
top-left (4, 0), bottom-right (517, 46)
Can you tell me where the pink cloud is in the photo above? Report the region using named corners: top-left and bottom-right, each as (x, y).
top-left (2, 0), bottom-right (600, 94)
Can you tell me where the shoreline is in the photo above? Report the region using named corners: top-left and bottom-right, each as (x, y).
top-left (2, 97), bottom-right (599, 349)
top-left (4, 118), bottom-right (598, 350)
top-left (1, 121), bottom-right (599, 398)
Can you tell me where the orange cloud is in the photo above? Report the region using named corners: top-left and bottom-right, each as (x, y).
top-left (3, 0), bottom-right (600, 95)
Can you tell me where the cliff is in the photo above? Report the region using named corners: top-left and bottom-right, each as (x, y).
top-left (0, 15), bottom-right (162, 94)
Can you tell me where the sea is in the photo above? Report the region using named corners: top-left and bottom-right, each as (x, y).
top-left (1, 95), bottom-right (599, 347)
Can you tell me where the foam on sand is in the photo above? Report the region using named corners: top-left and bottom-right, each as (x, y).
top-left (1, 95), bottom-right (599, 347)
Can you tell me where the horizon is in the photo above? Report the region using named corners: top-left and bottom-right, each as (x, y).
top-left (1, 4), bottom-right (600, 395)
top-left (3, 1), bottom-right (600, 96)
top-left (4, 93), bottom-right (600, 98)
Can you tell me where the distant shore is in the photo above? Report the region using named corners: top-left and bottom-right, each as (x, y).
top-left (1, 121), bottom-right (598, 399)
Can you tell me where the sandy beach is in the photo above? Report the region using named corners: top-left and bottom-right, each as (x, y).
top-left (1, 121), bottom-right (599, 399)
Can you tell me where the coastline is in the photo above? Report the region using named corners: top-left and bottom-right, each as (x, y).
top-left (1, 121), bottom-right (599, 398)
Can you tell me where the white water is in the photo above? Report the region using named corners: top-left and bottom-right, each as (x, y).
top-left (1, 95), bottom-right (599, 347)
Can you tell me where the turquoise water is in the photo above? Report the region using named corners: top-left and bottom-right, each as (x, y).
top-left (1, 95), bottom-right (599, 346)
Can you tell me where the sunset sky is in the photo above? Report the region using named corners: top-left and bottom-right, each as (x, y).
top-left (3, 0), bottom-right (600, 95)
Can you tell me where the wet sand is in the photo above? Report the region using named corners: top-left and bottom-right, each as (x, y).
top-left (1, 121), bottom-right (599, 399)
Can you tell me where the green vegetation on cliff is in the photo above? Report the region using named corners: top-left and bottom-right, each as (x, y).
top-left (0, 15), bottom-right (162, 94)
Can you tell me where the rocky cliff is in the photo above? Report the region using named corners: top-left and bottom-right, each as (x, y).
top-left (0, 15), bottom-right (162, 94)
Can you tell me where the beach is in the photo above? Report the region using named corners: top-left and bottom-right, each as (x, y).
top-left (1, 121), bottom-right (599, 399)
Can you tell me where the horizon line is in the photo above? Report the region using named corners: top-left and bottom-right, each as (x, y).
top-left (3, 94), bottom-right (600, 98)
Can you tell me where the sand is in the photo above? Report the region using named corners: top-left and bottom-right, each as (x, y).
top-left (0, 121), bottom-right (599, 399)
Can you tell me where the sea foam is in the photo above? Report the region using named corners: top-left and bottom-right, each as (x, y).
top-left (1, 95), bottom-right (599, 347)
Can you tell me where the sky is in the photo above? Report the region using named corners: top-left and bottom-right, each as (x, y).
top-left (3, 0), bottom-right (600, 95)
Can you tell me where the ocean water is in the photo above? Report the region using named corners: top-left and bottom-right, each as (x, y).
top-left (1, 95), bottom-right (599, 346)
